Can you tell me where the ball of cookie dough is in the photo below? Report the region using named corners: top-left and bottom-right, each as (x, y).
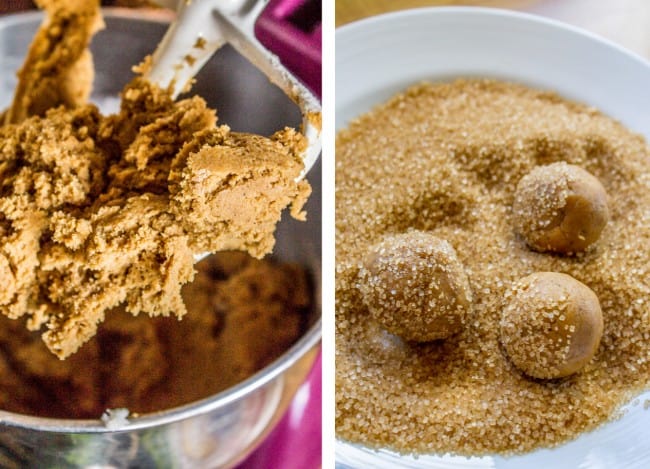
top-left (500, 272), bottom-right (603, 379)
top-left (513, 162), bottom-right (609, 254)
top-left (357, 231), bottom-right (473, 342)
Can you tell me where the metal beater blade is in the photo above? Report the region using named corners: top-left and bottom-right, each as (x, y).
top-left (145, 0), bottom-right (321, 180)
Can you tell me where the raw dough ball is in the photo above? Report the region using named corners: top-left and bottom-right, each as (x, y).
top-left (358, 231), bottom-right (472, 342)
top-left (513, 162), bottom-right (609, 254)
top-left (500, 272), bottom-right (603, 379)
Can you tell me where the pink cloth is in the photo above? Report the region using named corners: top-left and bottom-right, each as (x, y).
top-left (237, 351), bottom-right (322, 469)
top-left (255, 0), bottom-right (322, 98)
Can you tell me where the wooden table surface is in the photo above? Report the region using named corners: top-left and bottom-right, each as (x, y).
top-left (336, 0), bottom-right (650, 59)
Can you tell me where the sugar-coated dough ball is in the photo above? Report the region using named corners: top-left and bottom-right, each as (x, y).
top-left (358, 231), bottom-right (473, 342)
top-left (500, 272), bottom-right (603, 379)
top-left (513, 162), bottom-right (609, 254)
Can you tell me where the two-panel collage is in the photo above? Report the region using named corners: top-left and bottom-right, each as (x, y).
top-left (0, 0), bottom-right (649, 468)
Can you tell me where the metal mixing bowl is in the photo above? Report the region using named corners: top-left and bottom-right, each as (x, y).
top-left (0, 8), bottom-right (321, 468)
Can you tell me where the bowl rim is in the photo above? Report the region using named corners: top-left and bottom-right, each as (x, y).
top-left (335, 5), bottom-right (650, 463)
top-left (0, 8), bottom-right (322, 434)
top-left (337, 5), bottom-right (650, 69)
top-left (336, 5), bottom-right (650, 135)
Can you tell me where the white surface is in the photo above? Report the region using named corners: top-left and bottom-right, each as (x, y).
top-left (336, 7), bottom-right (650, 468)
top-left (525, 0), bottom-right (650, 59)
top-left (336, 7), bottom-right (650, 141)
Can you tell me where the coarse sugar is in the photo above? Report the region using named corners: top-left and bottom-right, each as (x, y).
top-left (336, 79), bottom-right (650, 454)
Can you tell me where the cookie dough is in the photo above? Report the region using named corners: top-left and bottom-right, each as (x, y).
top-left (513, 162), bottom-right (609, 254)
top-left (0, 252), bottom-right (312, 418)
top-left (3, 0), bottom-right (103, 125)
top-left (0, 3), bottom-right (311, 358)
top-left (358, 231), bottom-right (472, 342)
top-left (500, 272), bottom-right (603, 379)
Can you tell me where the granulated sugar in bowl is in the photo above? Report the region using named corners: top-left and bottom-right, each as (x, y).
top-left (336, 7), bottom-right (650, 468)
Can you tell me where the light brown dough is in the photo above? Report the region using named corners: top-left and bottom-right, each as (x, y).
top-left (358, 231), bottom-right (472, 342)
top-left (4, 0), bottom-right (103, 125)
top-left (0, 253), bottom-right (311, 418)
top-left (500, 271), bottom-right (603, 379)
top-left (0, 3), bottom-right (311, 358)
top-left (513, 162), bottom-right (609, 254)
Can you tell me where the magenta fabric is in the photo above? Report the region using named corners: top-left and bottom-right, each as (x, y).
top-left (255, 0), bottom-right (322, 98)
top-left (237, 351), bottom-right (322, 469)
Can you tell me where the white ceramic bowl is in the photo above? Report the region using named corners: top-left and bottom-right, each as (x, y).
top-left (336, 7), bottom-right (650, 468)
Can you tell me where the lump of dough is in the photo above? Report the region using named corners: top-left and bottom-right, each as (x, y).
top-left (512, 162), bottom-right (609, 254)
top-left (357, 231), bottom-right (472, 342)
top-left (500, 271), bottom-right (603, 379)
top-left (4, 0), bottom-right (103, 125)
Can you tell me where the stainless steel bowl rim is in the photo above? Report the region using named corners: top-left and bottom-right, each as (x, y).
top-left (0, 318), bottom-right (321, 433)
